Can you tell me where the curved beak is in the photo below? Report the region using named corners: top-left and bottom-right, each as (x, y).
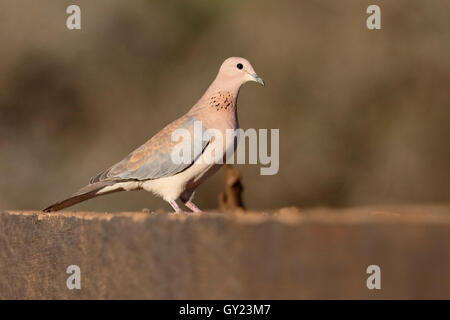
top-left (251, 73), bottom-right (265, 86)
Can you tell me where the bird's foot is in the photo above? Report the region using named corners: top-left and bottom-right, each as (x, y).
top-left (169, 200), bottom-right (182, 213)
top-left (184, 200), bottom-right (202, 213)
top-left (169, 200), bottom-right (201, 214)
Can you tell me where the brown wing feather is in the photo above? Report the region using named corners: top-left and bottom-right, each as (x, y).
top-left (90, 115), bottom-right (208, 183)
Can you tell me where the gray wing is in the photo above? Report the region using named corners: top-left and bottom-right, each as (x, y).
top-left (91, 116), bottom-right (209, 182)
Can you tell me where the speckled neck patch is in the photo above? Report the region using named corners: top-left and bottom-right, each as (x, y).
top-left (208, 91), bottom-right (235, 111)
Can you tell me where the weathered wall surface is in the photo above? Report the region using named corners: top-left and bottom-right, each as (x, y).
top-left (1, 205), bottom-right (450, 299)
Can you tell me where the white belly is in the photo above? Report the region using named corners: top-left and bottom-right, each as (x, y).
top-left (141, 141), bottom-right (225, 201)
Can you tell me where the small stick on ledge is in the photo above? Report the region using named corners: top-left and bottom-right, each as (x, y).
top-left (218, 164), bottom-right (245, 211)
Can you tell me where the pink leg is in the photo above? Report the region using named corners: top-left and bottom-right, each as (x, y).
top-left (184, 200), bottom-right (202, 213)
top-left (169, 200), bottom-right (181, 213)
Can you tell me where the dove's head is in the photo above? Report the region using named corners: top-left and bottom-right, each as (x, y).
top-left (216, 57), bottom-right (265, 88)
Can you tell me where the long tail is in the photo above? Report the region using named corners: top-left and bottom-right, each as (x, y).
top-left (43, 181), bottom-right (121, 212)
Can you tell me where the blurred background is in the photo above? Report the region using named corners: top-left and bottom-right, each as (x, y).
top-left (0, 0), bottom-right (449, 212)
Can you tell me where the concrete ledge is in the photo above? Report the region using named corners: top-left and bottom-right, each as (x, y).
top-left (1, 205), bottom-right (450, 299)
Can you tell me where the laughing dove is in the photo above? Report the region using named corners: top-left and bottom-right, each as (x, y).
top-left (43, 57), bottom-right (264, 213)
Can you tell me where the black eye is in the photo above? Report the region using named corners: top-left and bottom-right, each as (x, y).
top-left (237, 63), bottom-right (243, 70)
